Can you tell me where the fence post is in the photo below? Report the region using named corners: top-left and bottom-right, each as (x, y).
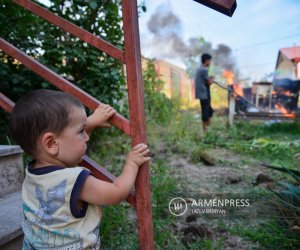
top-left (122, 0), bottom-right (154, 249)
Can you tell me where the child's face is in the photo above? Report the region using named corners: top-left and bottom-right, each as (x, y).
top-left (56, 106), bottom-right (89, 167)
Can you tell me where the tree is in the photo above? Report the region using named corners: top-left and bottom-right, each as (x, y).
top-left (0, 0), bottom-right (125, 143)
top-left (184, 36), bottom-right (239, 82)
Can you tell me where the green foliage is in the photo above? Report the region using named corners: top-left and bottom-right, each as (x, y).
top-left (151, 160), bottom-right (176, 216)
top-left (263, 164), bottom-right (300, 238)
top-left (183, 37), bottom-right (238, 81)
top-left (90, 130), bottom-right (185, 248)
top-left (229, 220), bottom-right (300, 249)
top-left (184, 36), bottom-right (206, 79)
top-left (198, 119), bottom-right (300, 168)
top-left (143, 59), bottom-right (180, 125)
top-left (96, 110), bottom-right (300, 248)
top-left (100, 204), bottom-right (139, 249)
top-left (0, 0), bottom-right (125, 144)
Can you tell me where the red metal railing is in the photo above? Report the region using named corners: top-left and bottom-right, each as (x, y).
top-left (0, 0), bottom-right (236, 249)
top-left (0, 39), bottom-right (130, 135)
top-left (0, 0), bottom-right (153, 248)
top-left (0, 91), bottom-right (137, 207)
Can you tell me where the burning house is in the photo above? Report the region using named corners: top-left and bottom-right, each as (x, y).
top-left (273, 46), bottom-right (300, 112)
top-left (230, 46), bottom-right (300, 123)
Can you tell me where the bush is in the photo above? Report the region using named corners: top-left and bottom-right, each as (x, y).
top-left (0, 0), bottom-right (125, 144)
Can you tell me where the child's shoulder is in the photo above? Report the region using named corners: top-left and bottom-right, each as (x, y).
top-left (26, 163), bottom-right (84, 175)
top-left (25, 162), bottom-right (90, 182)
top-left (23, 163), bottom-right (90, 192)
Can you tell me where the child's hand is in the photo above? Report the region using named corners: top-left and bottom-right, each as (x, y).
top-left (80, 143), bottom-right (151, 206)
top-left (89, 103), bottom-right (116, 128)
top-left (126, 143), bottom-right (151, 169)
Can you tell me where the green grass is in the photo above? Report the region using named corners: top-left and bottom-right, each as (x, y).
top-left (90, 129), bottom-right (189, 249)
top-left (227, 219), bottom-right (300, 249)
top-left (89, 109), bottom-right (300, 249)
top-left (147, 110), bottom-right (300, 170)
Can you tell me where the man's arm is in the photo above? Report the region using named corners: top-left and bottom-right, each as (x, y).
top-left (207, 76), bottom-right (215, 86)
top-left (204, 69), bottom-right (214, 86)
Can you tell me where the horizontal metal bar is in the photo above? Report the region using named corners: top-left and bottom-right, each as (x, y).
top-left (13, 0), bottom-right (126, 63)
top-left (0, 92), bottom-right (14, 113)
top-left (193, 0), bottom-right (237, 17)
top-left (80, 155), bottom-right (136, 207)
top-left (0, 38), bottom-right (131, 135)
top-left (0, 92), bottom-right (136, 206)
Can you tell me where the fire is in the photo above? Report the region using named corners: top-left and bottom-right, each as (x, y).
top-left (282, 90), bottom-right (292, 96)
top-left (274, 104), bottom-right (296, 118)
top-left (233, 83), bottom-right (243, 97)
top-left (272, 90), bottom-right (292, 96)
top-left (222, 70), bottom-right (244, 97)
top-left (223, 70), bottom-right (234, 85)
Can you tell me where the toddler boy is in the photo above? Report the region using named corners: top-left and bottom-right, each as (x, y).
top-left (9, 89), bottom-right (150, 249)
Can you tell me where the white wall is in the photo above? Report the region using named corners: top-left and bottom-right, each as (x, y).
top-left (275, 54), bottom-right (296, 80)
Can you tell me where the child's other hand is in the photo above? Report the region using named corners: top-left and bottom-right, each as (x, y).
top-left (90, 103), bottom-right (116, 128)
top-left (126, 143), bottom-right (151, 169)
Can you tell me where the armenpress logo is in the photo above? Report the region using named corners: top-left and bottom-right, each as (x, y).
top-left (169, 197), bottom-right (187, 216)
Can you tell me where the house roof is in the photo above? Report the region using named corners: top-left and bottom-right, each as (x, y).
top-left (275, 46), bottom-right (300, 69)
top-left (280, 46), bottom-right (300, 61)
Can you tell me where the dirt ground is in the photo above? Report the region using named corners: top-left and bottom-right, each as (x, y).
top-left (158, 145), bottom-right (278, 249)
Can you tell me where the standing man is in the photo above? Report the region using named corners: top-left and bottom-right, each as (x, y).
top-left (195, 53), bottom-right (215, 132)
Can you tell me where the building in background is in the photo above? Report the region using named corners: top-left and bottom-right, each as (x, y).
top-left (142, 58), bottom-right (228, 109)
top-left (275, 46), bottom-right (300, 80)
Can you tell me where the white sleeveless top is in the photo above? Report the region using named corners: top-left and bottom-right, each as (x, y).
top-left (22, 162), bottom-right (102, 249)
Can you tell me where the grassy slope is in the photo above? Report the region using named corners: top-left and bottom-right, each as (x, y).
top-left (90, 111), bottom-right (300, 249)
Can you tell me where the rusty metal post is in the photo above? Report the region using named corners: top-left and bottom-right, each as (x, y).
top-left (122, 0), bottom-right (154, 249)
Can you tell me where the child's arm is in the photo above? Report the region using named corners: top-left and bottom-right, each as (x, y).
top-left (79, 143), bottom-right (150, 205)
top-left (86, 103), bottom-right (116, 136)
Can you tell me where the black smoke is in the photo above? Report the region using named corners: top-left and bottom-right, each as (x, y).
top-left (146, 7), bottom-right (238, 76)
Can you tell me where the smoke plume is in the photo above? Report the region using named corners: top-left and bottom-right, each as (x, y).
top-left (145, 6), bottom-right (237, 75)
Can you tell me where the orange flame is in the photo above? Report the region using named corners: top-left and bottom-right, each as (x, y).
top-left (233, 83), bottom-right (244, 97)
top-left (282, 91), bottom-right (292, 96)
top-left (223, 70), bottom-right (234, 85)
top-left (275, 104), bottom-right (296, 118)
top-left (272, 90), bottom-right (292, 96)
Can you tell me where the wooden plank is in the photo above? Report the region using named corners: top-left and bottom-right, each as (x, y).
top-left (12, 0), bottom-right (126, 63)
top-left (122, 0), bottom-right (154, 249)
top-left (0, 92), bottom-right (136, 206)
top-left (0, 38), bottom-right (131, 135)
top-left (193, 0), bottom-right (237, 17)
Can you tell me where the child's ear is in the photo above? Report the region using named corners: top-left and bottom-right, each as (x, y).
top-left (41, 132), bottom-right (59, 155)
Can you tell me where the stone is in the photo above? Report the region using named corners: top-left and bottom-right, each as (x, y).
top-left (186, 214), bottom-right (197, 223)
top-left (181, 223), bottom-right (213, 239)
top-left (225, 175), bottom-right (242, 184)
top-left (0, 191), bottom-right (23, 247)
top-left (199, 152), bottom-right (215, 166)
top-left (255, 173), bottom-right (273, 185)
top-left (0, 145), bottom-right (24, 197)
